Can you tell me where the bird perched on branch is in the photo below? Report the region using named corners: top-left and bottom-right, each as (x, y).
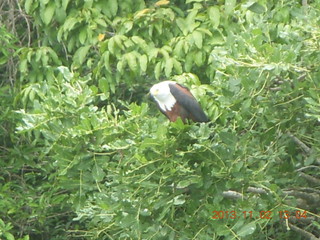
top-left (150, 81), bottom-right (209, 123)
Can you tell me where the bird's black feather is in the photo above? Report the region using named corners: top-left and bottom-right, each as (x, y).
top-left (169, 83), bottom-right (209, 122)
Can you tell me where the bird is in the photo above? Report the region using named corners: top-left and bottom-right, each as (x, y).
top-left (149, 81), bottom-right (209, 123)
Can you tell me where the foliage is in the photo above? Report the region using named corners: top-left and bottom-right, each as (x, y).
top-left (1, 0), bottom-right (320, 239)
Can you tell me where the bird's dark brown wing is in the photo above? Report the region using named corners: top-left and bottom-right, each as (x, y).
top-left (168, 83), bottom-right (209, 122)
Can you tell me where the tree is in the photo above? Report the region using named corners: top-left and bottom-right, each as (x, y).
top-left (1, 0), bottom-right (319, 239)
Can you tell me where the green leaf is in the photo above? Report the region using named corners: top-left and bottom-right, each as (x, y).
top-left (25, 0), bottom-right (33, 13)
top-left (185, 53), bottom-right (193, 72)
top-left (173, 195), bottom-right (185, 205)
top-left (48, 48), bottom-right (61, 65)
top-left (172, 58), bottom-right (182, 74)
top-left (194, 51), bottom-right (203, 66)
top-left (4, 232), bottom-right (15, 240)
top-left (114, 35), bottom-right (126, 50)
top-left (92, 164), bottom-right (105, 182)
top-left (225, 0), bottom-right (236, 15)
top-left (139, 54), bottom-right (148, 72)
top-left (186, 0), bottom-right (203, 2)
top-left (123, 21), bottom-right (133, 32)
top-left (95, 18), bottom-right (107, 27)
top-left (174, 40), bottom-right (184, 57)
top-left (177, 177), bottom-right (200, 188)
top-left (192, 31), bottom-right (203, 49)
top-left (57, 66), bottom-right (73, 81)
top-left (131, 36), bottom-right (149, 52)
top-left (41, 0), bottom-right (50, 5)
top-left (103, 52), bottom-right (111, 72)
top-left (247, 2), bottom-right (266, 14)
top-left (165, 58), bottom-right (173, 77)
top-left (126, 52), bottom-right (138, 72)
top-left (108, 38), bottom-right (115, 54)
top-left (62, 0), bottom-right (70, 11)
top-left (176, 18), bottom-right (188, 35)
top-left (208, 6), bottom-right (220, 28)
top-left (237, 222), bottom-right (256, 237)
top-left (63, 17), bottom-right (78, 31)
top-left (73, 45), bottom-right (91, 65)
top-left (155, 62), bottom-right (162, 80)
top-left (105, 0), bottom-right (118, 17)
top-left (219, 131), bottom-right (237, 146)
top-left (41, 2), bottom-right (55, 25)
top-left (117, 59), bottom-right (124, 72)
top-left (99, 77), bottom-right (109, 93)
top-left (79, 28), bottom-right (87, 44)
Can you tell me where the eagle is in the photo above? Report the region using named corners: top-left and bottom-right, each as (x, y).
top-left (150, 81), bottom-right (209, 123)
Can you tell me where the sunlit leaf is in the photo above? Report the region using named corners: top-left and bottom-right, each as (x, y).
top-left (41, 2), bottom-right (55, 25)
top-left (155, 62), bottom-right (162, 80)
top-left (208, 6), bottom-right (220, 28)
top-left (155, 0), bottom-right (170, 7)
top-left (225, 0), bottom-right (236, 15)
top-left (165, 57), bottom-right (173, 77)
top-left (24, 0), bottom-right (33, 13)
top-left (135, 8), bottom-right (152, 18)
top-left (126, 52), bottom-right (138, 72)
top-left (98, 33), bottom-right (105, 41)
top-left (192, 31), bottom-right (203, 49)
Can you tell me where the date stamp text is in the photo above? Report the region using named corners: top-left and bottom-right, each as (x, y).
top-left (211, 210), bottom-right (308, 220)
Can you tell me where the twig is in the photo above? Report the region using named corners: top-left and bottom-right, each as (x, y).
top-left (269, 87), bottom-right (282, 92)
top-left (297, 166), bottom-right (320, 172)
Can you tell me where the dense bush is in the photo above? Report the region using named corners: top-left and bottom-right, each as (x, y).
top-left (1, 0), bottom-right (319, 239)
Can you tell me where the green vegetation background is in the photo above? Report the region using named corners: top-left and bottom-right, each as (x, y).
top-left (0, 0), bottom-right (319, 239)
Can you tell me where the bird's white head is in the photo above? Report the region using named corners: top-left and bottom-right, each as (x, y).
top-left (150, 81), bottom-right (176, 111)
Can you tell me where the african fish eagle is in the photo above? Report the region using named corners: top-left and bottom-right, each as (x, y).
top-left (150, 81), bottom-right (209, 123)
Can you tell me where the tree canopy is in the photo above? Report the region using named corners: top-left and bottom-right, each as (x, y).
top-left (1, 0), bottom-right (319, 239)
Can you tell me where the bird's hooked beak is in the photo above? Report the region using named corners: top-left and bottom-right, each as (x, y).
top-left (147, 91), bottom-right (154, 100)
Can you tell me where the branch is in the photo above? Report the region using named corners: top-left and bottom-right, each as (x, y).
top-left (247, 187), bottom-right (267, 194)
top-left (298, 172), bottom-right (320, 185)
top-left (288, 132), bottom-right (311, 154)
top-left (287, 223), bottom-right (318, 240)
top-left (288, 132), bottom-right (320, 165)
top-left (283, 190), bottom-right (319, 205)
top-left (222, 187), bottom-right (268, 199)
top-left (222, 190), bottom-right (244, 199)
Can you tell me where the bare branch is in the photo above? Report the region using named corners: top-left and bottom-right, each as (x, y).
top-left (287, 223), bottom-right (318, 240)
top-left (299, 172), bottom-right (320, 185)
top-left (288, 132), bottom-right (311, 154)
top-left (222, 190), bottom-right (244, 199)
top-left (247, 187), bottom-right (267, 194)
top-left (283, 190), bottom-right (319, 205)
